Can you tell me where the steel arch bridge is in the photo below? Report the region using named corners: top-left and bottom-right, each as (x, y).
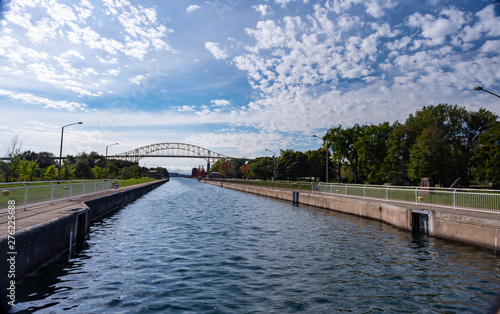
top-left (108, 143), bottom-right (233, 165)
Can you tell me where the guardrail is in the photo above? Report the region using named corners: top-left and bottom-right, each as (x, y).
top-left (314, 183), bottom-right (500, 213)
top-left (0, 179), bottom-right (122, 211)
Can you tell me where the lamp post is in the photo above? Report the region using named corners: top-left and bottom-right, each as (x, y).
top-left (104, 142), bottom-right (119, 179)
top-left (265, 149), bottom-right (276, 182)
top-left (313, 135), bottom-right (329, 183)
top-left (58, 122), bottom-right (82, 181)
top-left (474, 86), bottom-right (500, 99)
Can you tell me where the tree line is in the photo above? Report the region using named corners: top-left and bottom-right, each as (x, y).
top-left (211, 104), bottom-right (499, 188)
top-left (0, 137), bottom-right (169, 182)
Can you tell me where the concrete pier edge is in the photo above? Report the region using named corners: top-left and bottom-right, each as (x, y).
top-left (201, 179), bottom-right (500, 252)
top-left (0, 179), bottom-right (167, 312)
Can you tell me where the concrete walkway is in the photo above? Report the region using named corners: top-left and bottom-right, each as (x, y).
top-left (0, 180), bottom-right (163, 233)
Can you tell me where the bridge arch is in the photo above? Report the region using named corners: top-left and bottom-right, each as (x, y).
top-left (108, 143), bottom-right (232, 167)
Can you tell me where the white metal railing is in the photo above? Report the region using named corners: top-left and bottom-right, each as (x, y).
top-left (0, 179), bottom-right (122, 211)
top-left (313, 183), bottom-right (500, 213)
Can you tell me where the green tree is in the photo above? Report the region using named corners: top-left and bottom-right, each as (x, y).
top-left (382, 123), bottom-right (411, 185)
top-left (92, 166), bottom-right (105, 179)
top-left (18, 159), bottom-right (39, 181)
top-left (132, 165), bottom-right (141, 178)
top-left (121, 166), bottom-right (134, 179)
top-left (325, 125), bottom-right (364, 183)
top-left (36, 151), bottom-right (57, 168)
top-left (65, 154), bottom-right (77, 166)
top-left (61, 164), bottom-right (73, 180)
top-left (276, 150), bottom-right (311, 181)
top-left (105, 162), bottom-right (119, 178)
top-left (44, 165), bottom-right (58, 180)
top-left (74, 159), bottom-right (93, 179)
top-left (355, 122), bottom-right (393, 184)
top-left (306, 148), bottom-right (330, 182)
top-left (471, 122), bottom-right (500, 187)
top-left (231, 159), bottom-right (246, 178)
top-left (209, 160), bottom-right (222, 173)
top-left (154, 166), bottom-right (170, 179)
top-left (383, 104), bottom-right (496, 186)
top-left (408, 126), bottom-right (453, 185)
top-left (459, 109), bottom-right (498, 186)
top-left (249, 157), bottom-right (274, 180)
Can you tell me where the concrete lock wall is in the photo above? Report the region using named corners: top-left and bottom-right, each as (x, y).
top-left (202, 180), bottom-right (410, 232)
top-left (201, 179), bottom-right (500, 252)
top-left (0, 180), bottom-right (166, 309)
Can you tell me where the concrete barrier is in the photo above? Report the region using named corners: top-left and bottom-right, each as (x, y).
top-left (0, 180), bottom-right (166, 311)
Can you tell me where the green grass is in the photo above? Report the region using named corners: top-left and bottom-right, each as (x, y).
top-left (119, 178), bottom-right (159, 187)
top-left (225, 179), bottom-right (313, 190)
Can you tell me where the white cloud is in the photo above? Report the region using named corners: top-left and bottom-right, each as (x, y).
top-left (252, 4), bottom-right (274, 17)
top-left (186, 5), bottom-right (200, 13)
top-left (331, 0), bottom-right (397, 18)
top-left (175, 105), bottom-right (196, 112)
top-left (129, 74), bottom-right (149, 85)
top-left (228, 3), bottom-right (500, 134)
top-left (460, 4), bottom-right (500, 42)
top-left (481, 40), bottom-right (500, 53)
top-left (0, 0), bottom-right (176, 101)
top-left (205, 42), bottom-right (228, 60)
top-left (211, 99), bottom-right (231, 106)
top-left (408, 7), bottom-right (467, 46)
top-left (0, 89), bottom-right (91, 111)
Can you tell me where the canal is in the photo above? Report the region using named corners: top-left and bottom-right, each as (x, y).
top-left (12, 178), bottom-right (500, 313)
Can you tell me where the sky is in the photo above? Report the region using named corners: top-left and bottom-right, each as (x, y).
top-left (0, 0), bottom-right (499, 174)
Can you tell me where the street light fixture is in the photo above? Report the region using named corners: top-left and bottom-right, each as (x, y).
top-left (474, 86), bottom-right (500, 99)
top-left (265, 149), bottom-right (276, 182)
top-left (313, 135), bottom-right (329, 183)
top-left (58, 122), bottom-right (83, 181)
top-left (104, 142), bottom-right (119, 179)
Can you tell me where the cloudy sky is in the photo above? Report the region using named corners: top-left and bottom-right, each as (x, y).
top-left (0, 0), bottom-right (499, 173)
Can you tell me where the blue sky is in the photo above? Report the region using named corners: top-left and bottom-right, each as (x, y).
top-left (0, 0), bottom-right (499, 173)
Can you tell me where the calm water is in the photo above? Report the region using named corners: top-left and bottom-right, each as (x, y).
top-left (11, 178), bottom-right (500, 313)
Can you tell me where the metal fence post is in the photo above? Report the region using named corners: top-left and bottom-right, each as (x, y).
top-left (415, 187), bottom-right (419, 205)
top-left (364, 185), bottom-right (366, 199)
top-left (453, 189), bottom-right (457, 210)
top-left (386, 185), bottom-right (389, 201)
top-left (50, 181), bottom-right (54, 205)
top-left (23, 183), bottom-right (28, 210)
top-left (69, 181), bottom-right (72, 200)
top-left (94, 180), bottom-right (97, 194)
